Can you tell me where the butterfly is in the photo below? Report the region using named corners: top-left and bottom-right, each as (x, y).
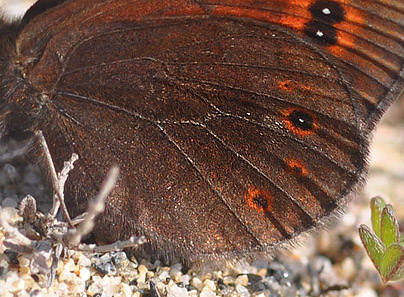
top-left (0, 0), bottom-right (403, 262)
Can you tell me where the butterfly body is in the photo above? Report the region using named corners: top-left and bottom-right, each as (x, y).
top-left (0, 0), bottom-right (403, 262)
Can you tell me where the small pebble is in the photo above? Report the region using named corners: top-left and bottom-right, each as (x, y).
top-left (200, 289), bottom-right (217, 297)
top-left (203, 279), bottom-right (217, 291)
top-left (77, 254), bottom-right (91, 267)
top-left (190, 277), bottom-right (203, 291)
top-left (63, 258), bottom-right (76, 272)
top-left (158, 270), bottom-right (170, 282)
top-left (236, 284), bottom-right (250, 297)
top-left (356, 287), bottom-right (378, 297)
top-left (12, 278), bottom-right (25, 291)
top-left (137, 264), bottom-right (148, 284)
top-left (236, 274), bottom-right (249, 286)
top-left (256, 269), bottom-right (267, 277)
top-left (120, 282), bottom-right (133, 297)
top-left (180, 274), bottom-right (191, 286)
top-left (223, 276), bottom-right (236, 286)
top-left (93, 254), bottom-right (116, 275)
top-left (167, 284), bottom-right (188, 297)
top-left (18, 266), bottom-right (30, 275)
top-left (336, 257), bottom-right (356, 281)
top-left (79, 267), bottom-right (91, 282)
top-left (137, 264), bottom-right (148, 274)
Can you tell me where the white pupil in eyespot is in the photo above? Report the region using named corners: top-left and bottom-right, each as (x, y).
top-left (316, 30), bottom-right (324, 37)
top-left (322, 8), bottom-right (331, 15)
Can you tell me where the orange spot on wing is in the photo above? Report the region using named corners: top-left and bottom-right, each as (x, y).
top-left (278, 80), bottom-right (293, 92)
top-left (281, 107), bottom-right (318, 137)
top-left (244, 186), bottom-right (273, 213)
top-left (278, 80), bottom-right (312, 93)
top-left (285, 158), bottom-right (308, 176)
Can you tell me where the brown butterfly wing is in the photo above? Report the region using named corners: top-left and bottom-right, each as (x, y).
top-left (3, 0), bottom-right (404, 260)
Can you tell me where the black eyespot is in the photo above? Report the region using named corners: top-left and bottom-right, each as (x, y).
top-left (293, 165), bottom-right (303, 175)
top-left (304, 22), bottom-right (338, 45)
top-left (304, 0), bottom-right (346, 45)
top-left (253, 195), bottom-right (268, 210)
top-left (309, 0), bottom-right (345, 24)
top-left (289, 110), bottom-right (314, 132)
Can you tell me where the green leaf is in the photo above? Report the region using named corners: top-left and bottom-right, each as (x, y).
top-left (371, 197), bottom-right (385, 238)
top-left (359, 224), bottom-right (385, 270)
top-left (380, 205), bottom-right (400, 247)
top-left (379, 244), bottom-right (404, 283)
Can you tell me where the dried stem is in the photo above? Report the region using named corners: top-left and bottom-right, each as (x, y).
top-left (36, 131), bottom-right (76, 227)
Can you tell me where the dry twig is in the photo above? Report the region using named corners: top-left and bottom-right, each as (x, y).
top-left (36, 131), bottom-right (76, 227)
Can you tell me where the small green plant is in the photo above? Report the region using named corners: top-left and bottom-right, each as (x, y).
top-left (358, 196), bottom-right (404, 283)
